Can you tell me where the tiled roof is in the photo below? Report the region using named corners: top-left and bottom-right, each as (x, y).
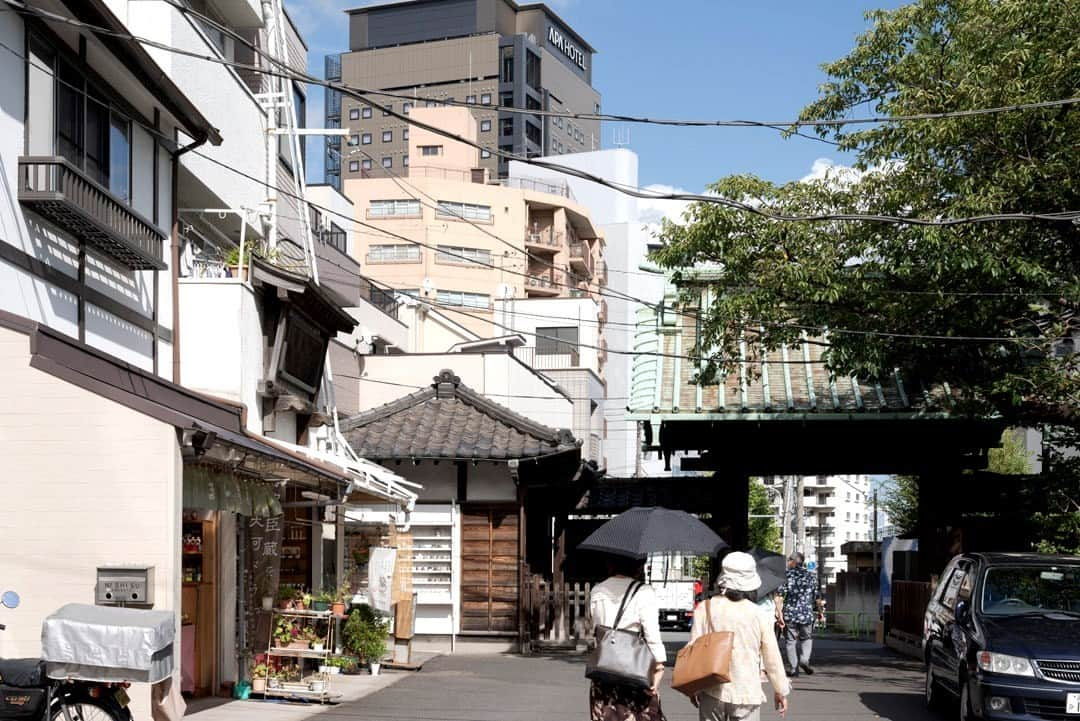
top-left (341, 369), bottom-right (579, 461)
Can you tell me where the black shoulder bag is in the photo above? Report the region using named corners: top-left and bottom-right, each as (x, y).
top-left (585, 581), bottom-right (655, 689)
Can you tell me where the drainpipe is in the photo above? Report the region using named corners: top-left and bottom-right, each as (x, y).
top-left (170, 132), bottom-right (210, 384)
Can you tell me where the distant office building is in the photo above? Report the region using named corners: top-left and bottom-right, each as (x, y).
top-left (325, 0), bottom-right (601, 188)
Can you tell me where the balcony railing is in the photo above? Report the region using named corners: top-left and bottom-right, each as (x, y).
top-left (513, 346), bottom-right (581, 369)
top-left (525, 269), bottom-right (563, 293)
top-left (499, 175), bottom-right (575, 199)
top-left (525, 226), bottom-right (562, 249)
top-left (568, 240), bottom-right (594, 275)
top-left (18, 156), bottom-right (166, 270)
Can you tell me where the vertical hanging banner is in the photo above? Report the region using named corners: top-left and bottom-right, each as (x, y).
top-left (368, 547), bottom-right (397, 613)
top-left (245, 515), bottom-right (283, 653)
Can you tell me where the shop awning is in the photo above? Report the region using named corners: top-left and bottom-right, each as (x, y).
top-left (182, 465), bottom-right (283, 517)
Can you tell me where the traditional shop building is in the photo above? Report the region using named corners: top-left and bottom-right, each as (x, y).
top-left (341, 369), bottom-right (586, 652)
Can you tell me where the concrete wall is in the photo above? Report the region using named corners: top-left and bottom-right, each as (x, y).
top-left (409, 107), bottom-right (479, 175)
top-left (831, 571), bottom-right (881, 633)
top-left (0, 325), bottom-right (182, 720)
top-left (494, 296), bottom-right (600, 372)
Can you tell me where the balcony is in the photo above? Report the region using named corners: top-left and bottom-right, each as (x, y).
top-left (513, 346), bottom-right (581, 369)
top-left (18, 156), bottom-right (165, 270)
top-left (525, 269), bottom-right (562, 296)
top-left (525, 226), bottom-right (562, 252)
top-left (598, 298), bottom-right (608, 322)
top-left (568, 240), bottom-right (593, 276)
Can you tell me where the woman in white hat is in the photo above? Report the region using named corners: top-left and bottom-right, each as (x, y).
top-left (687, 551), bottom-right (791, 720)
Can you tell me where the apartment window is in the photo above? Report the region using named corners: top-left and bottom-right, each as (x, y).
top-left (500, 118), bottom-right (514, 137)
top-left (525, 51), bottom-right (541, 91)
top-left (537, 327), bottom-right (579, 356)
top-left (348, 160), bottom-right (359, 172)
top-left (368, 244), bottom-right (420, 262)
top-left (361, 159), bottom-right (372, 170)
top-left (818, 494), bottom-right (827, 504)
top-left (398, 102), bottom-right (410, 115)
top-left (567, 123), bottom-right (573, 136)
top-left (501, 47), bottom-right (514, 82)
top-left (525, 121), bottom-right (541, 145)
top-left (481, 149), bottom-right (491, 159)
top-left (369, 199), bottom-right (420, 217)
top-left (382, 104), bottom-right (392, 116)
top-left (437, 290), bottom-right (490, 309)
top-left (382, 157), bottom-right (393, 169)
top-left (466, 95), bottom-right (477, 104)
top-left (436, 245), bottom-right (492, 266)
top-left (481, 93), bottom-right (492, 105)
top-left (526, 96), bottom-right (541, 111)
top-left (554, 115), bottom-right (562, 128)
top-left (41, 47), bottom-right (133, 203)
top-left (362, 133), bottom-right (372, 145)
top-left (403, 128), bottom-right (409, 141)
top-left (382, 130), bottom-right (393, 143)
top-left (846, 492), bottom-right (851, 501)
top-left (480, 119), bottom-right (492, 132)
top-left (362, 106), bottom-right (372, 119)
top-left (500, 91), bottom-right (513, 108)
top-left (322, 222), bottom-right (347, 254)
top-left (349, 134), bottom-right (359, 146)
top-left (403, 155), bottom-right (409, 167)
top-left (349, 108), bottom-right (359, 120)
top-left (846, 512), bottom-right (851, 521)
top-left (436, 201), bottom-right (492, 222)
top-left (420, 145), bottom-right (442, 157)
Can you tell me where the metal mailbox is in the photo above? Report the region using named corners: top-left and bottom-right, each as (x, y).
top-left (95, 566), bottom-right (154, 606)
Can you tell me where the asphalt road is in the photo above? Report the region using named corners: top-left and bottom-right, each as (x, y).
top-left (323, 634), bottom-right (932, 721)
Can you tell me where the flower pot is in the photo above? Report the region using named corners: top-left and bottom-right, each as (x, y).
top-left (312, 600), bottom-right (329, 612)
top-left (330, 602), bottom-right (345, 617)
top-left (369, 663), bottom-right (381, 676)
top-left (289, 640), bottom-right (308, 650)
top-left (262, 597), bottom-right (273, 611)
top-left (279, 599), bottom-right (293, 610)
top-left (252, 678), bottom-right (267, 693)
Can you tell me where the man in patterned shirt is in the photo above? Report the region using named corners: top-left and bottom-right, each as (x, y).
top-left (778, 551), bottom-right (825, 677)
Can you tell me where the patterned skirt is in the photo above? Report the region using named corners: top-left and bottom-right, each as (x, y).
top-left (589, 682), bottom-right (666, 721)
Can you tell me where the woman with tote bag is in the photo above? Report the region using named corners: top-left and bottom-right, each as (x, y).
top-left (686, 552), bottom-right (791, 721)
top-left (588, 557), bottom-right (668, 721)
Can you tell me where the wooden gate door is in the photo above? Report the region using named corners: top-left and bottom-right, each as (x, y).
top-left (461, 505), bottom-right (520, 633)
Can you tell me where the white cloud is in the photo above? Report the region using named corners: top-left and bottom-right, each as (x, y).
top-left (637, 183), bottom-right (695, 226)
top-left (800, 157), bottom-right (866, 185)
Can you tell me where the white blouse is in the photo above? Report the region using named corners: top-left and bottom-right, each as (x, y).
top-left (589, 576), bottom-right (667, 664)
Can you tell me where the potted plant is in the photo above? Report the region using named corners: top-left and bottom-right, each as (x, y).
top-left (250, 663), bottom-right (269, 693)
top-left (331, 583), bottom-right (350, 617)
top-left (306, 626), bottom-right (324, 652)
top-left (312, 589), bottom-right (333, 613)
top-left (298, 592), bottom-right (312, 611)
top-left (344, 606), bottom-right (389, 676)
top-left (276, 586), bottom-right (295, 610)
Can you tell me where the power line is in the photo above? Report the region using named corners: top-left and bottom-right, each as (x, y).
top-left (335, 372), bottom-right (630, 403)
top-left (9, 0), bottom-right (1079, 228)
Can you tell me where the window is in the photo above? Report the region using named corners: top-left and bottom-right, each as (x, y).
top-left (436, 201), bottom-right (492, 222)
top-left (396, 288), bottom-right (420, 300)
top-left (480, 119), bottom-right (492, 132)
top-left (481, 93), bottom-right (492, 105)
top-left (44, 48), bottom-right (132, 203)
top-left (403, 128), bottom-right (409, 141)
top-left (362, 133), bottom-right (372, 145)
top-left (501, 47), bottom-right (514, 82)
top-left (567, 123), bottom-right (573, 136)
top-left (466, 95), bottom-right (477, 104)
top-left (525, 122), bottom-right (541, 145)
top-left (349, 108), bottom-right (359, 120)
top-left (279, 312), bottom-right (325, 393)
top-left (500, 91), bottom-right (513, 108)
top-left (382, 104), bottom-right (392, 116)
top-left (436, 245), bottom-right (492, 266)
top-left (362, 105), bottom-right (372, 119)
top-left (348, 160), bottom-right (359, 172)
top-left (846, 492), bottom-right (851, 501)
top-left (361, 159), bottom-right (372, 170)
top-left (382, 157), bottom-right (393, 169)
top-left (526, 95), bottom-right (541, 111)
top-left (368, 244), bottom-right (420, 262)
top-left (436, 290), bottom-right (490, 309)
top-left (420, 145), bottom-right (442, 157)
top-left (322, 222), bottom-right (347, 253)
top-left (501, 118), bottom-right (514, 137)
top-left (403, 102), bottom-right (412, 114)
top-left (481, 149), bottom-right (491, 159)
top-left (525, 51), bottom-right (541, 91)
top-left (370, 199), bottom-right (420, 217)
top-left (845, 512), bottom-right (851, 521)
top-left (403, 154), bottom-right (409, 167)
top-left (349, 134), bottom-right (359, 146)
top-left (536, 327), bottom-right (579, 356)
top-left (382, 130), bottom-right (393, 143)
top-left (426, 99), bottom-right (438, 108)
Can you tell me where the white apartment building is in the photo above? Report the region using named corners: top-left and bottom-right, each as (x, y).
top-left (762, 475), bottom-right (878, 584)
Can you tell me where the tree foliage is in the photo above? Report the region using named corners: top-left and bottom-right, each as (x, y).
top-left (882, 476), bottom-right (921, 537)
top-left (749, 479), bottom-right (782, 552)
top-left (652, 0), bottom-right (1080, 428)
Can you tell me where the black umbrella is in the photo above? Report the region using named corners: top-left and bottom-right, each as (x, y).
top-left (749, 548), bottom-right (788, 598)
top-left (576, 506), bottom-right (729, 560)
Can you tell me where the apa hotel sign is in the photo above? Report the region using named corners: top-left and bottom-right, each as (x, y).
top-left (548, 26), bottom-right (586, 71)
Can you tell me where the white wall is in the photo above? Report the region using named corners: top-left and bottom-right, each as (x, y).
top-left (0, 325), bottom-right (182, 721)
top-left (494, 296), bottom-right (601, 371)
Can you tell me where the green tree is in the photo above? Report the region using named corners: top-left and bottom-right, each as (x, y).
top-left (652, 0), bottom-right (1080, 429)
top-left (748, 479), bottom-right (781, 551)
top-left (882, 476), bottom-right (921, 537)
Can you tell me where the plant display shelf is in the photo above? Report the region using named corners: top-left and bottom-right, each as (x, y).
top-left (262, 609), bottom-right (336, 703)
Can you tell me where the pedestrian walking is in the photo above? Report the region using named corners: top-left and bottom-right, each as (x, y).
top-left (778, 552), bottom-right (825, 677)
top-left (588, 556), bottom-right (668, 721)
top-left (687, 552), bottom-right (790, 720)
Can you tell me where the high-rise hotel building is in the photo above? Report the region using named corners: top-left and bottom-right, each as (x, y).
top-left (325, 0), bottom-right (601, 188)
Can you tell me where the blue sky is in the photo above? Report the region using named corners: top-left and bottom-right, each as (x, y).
top-left (291, 0), bottom-right (905, 193)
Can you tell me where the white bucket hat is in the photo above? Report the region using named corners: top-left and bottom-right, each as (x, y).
top-left (720, 551), bottom-right (762, 593)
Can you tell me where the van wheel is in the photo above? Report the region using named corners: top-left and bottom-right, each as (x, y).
top-left (925, 664), bottom-right (946, 712)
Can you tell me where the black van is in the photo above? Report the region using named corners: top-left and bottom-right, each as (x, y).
top-left (923, 553), bottom-right (1080, 720)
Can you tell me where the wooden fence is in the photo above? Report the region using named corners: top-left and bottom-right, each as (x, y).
top-left (891, 580), bottom-right (933, 637)
top-left (522, 575), bottom-right (594, 651)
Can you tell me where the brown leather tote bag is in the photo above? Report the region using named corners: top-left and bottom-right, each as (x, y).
top-left (672, 597), bottom-right (734, 697)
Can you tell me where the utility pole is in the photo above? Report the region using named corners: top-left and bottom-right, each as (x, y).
top-left (873, 490), bottom-right (880, 572)
top-left (795, 476), bottom-right (806, 557)
top-left (817, 520), bottom-right (825, 592)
